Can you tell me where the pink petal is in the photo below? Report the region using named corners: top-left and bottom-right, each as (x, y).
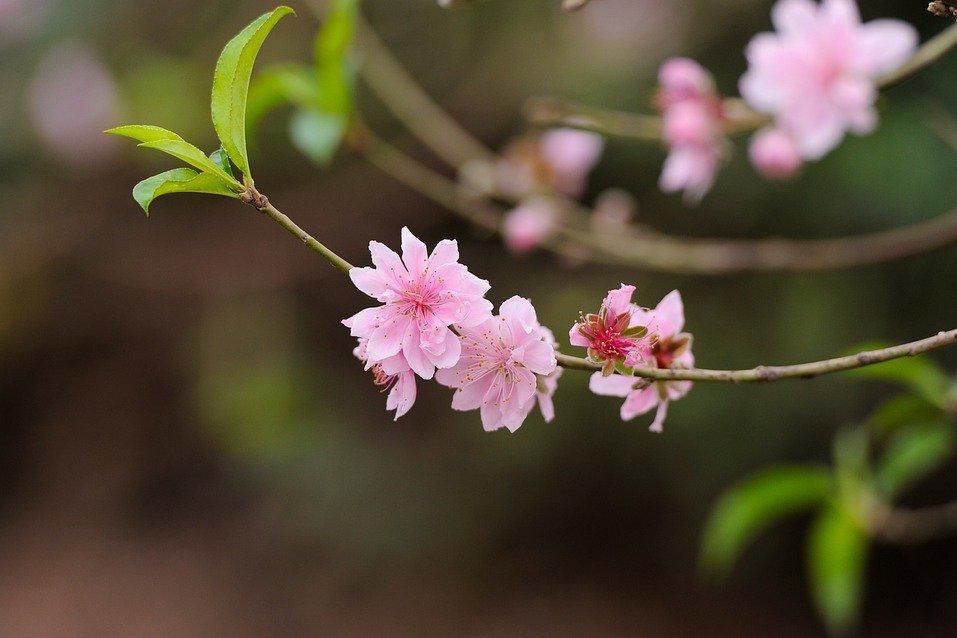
top-left (749, 127), bottom-right (803, 179)
top-left (450, 371), bottom-right (497, 410)
top-left (425, 327), bottom-right (462, 370)
top-left (540, 129), bottom-right (604, 180)
top-left (602, 284), bottom-right (636, 319)
top-left (400, 227), bottom-right (429, 279)
top-left (658, 57), bottom-right (714, 98)
top-left (519, 339), bottom-right (557, 376)
top-left (499, 295), bottom-right (539, 335)
top-left (428, 238), bottom-right (459, 269)
top-left (349, 266), bottom-right (390, 299)
top-left (648, 399), bottom-right (669, 433)
top-left (652, 290), bottom-right (685, 338)
top-left (368, 241), bottom-right (408, 290)
top-left (342, 306), bottom-right (381, 338)
top-left (821, 0), bottom-right (860, 30)
top-left (856, 20), bottom-right (917, 77)
top-left (589, 372), bottom-right (636, 398)
top-left (784, 100), bottom-right (845, 160)
top-left (537, 392), bottom-right (555, 423)
top-left (366, 312), bottom-right (410, 362)
top-left (569, 324), bottom-right (590, 348)
top-left (402, 324), bottom-right (436, 380)
top-left (387, 371), bottom-right (417, 420)
top-left (771, 0), bottom-right (819, 37)
top-left (621, 386), bottom-right (659, 420)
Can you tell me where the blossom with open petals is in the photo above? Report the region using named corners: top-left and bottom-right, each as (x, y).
top-left (740, 0), bottom-right (918, 161)
top-left (656, 58), bottom-right (727, 203)
top-left (354, 339), bottom-right (417, 420)
top-left (436, 297), bottom-right (558, 433)
top-left (343, 227), bottom-right (493, 380)
top-left (589, 291), bottom-right (693, 433)
top-left (569, 284), bottom-right (653, 375)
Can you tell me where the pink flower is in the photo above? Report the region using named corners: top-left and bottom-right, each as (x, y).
top-left (503, 197), bottom-right (560, 253)
top-left (589, 291), bottom-right (694, 433)
top-left (343, 227), bottom-right (493, 380)
top-left (749, 127), bottom-right (803, 178)
top-left (740, 0), bottom-right (918, 161)
top-left (656, 58), bottom-right (727, 203)
top-left (539, 128), bottom-right (605, 197)
top-left (569, 284), bottom-right (654, 374)
top-left (532, 327), bottom-right (563, 423)
top-left (354, 339), bottom-right (417, 420)
top-left (436, 297), bottom-right (558, 433)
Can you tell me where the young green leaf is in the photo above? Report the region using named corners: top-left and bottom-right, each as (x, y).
top-left (846, 344), bottom-right (950, 408)
top-left (105, 125), bottom-right (185, 144)
top-left (314, 0), bottom-right (357, 116)
top-left (289, 109), bottom-right (347, 165)
top-left (865, 394), bottom-right (942, 438)
top-left (138, 139), bottom-right (243, 188)
top-left (133, 168), bottom-right (240, 215)
top-left (211, 5), bottom-right (296, 180)
top-left (874, 421), bottom-right (955, 498)
top-left (699, 465), bottom-right (833, 578)
top-left (209, 147), bottom-right (236, 179)
top-left (807, 504), bottom-right (868, 636)
top-left (247, 64), bottom-right (318, 137)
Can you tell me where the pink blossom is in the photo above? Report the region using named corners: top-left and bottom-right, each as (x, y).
top-left (354, 339), bottom-right (417, 420)
top-left (569, 284), bottom-right (654, 375)
top-left (749, 127), bottom-right (803, 178)
top-left (436, 297), bottom-right (558, 433)
top-left (589, 291), bottom-right (694, 433)
top-left (656, 58), bottom-right (727, 203)
top-left (503, 197), bottom-right (560, 253)
top-left (740, 0), bottom-right (918, 161)
top-left (539, 128), bottom-right (605, 197)
top-left (532, 327), bottom-right (563, 423)
top-left (343, 227), bottom-right (493, 381)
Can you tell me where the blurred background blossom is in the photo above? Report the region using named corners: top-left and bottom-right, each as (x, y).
top-left (1, 0), bottom-right (956, 636)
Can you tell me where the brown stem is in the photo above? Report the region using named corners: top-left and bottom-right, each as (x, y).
top-left (868, 498), bottom-right (957, 544)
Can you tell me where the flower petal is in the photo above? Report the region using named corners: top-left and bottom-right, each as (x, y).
top-left (400, 226), bottom-right (429, 279)
top-left (589, 372), bottom-right (636, 398)
top-left (621, 386), bottom-right (659, 420)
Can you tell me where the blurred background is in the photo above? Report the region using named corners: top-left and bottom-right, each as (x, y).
top-left (2, 0), bottom-right (957, 635)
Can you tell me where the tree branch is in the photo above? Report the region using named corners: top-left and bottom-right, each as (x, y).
top-left (867, 498), bottom-right (957, 544)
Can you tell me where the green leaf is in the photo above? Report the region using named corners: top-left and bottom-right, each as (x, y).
top-left (875, 421), bottom-right (955, 498)
top-left (105, 124), bottom-right (184, 143)
top-left (846, 343), bottom-right (950, 407)
top-left (289, 109), bottom-right (347, 165)
top-left (865, 394), bottom-right (942, 438)
top-left (699, 465), bottom-right (833, 578)
top-left (211, 5), bottom-right (296, 180)
top-left (807, 504), bottom-right (868, 636)
top-left (313, 0), bottom-right (357, 116)
top-left (133, 168), bottom-right (240, 215)
top-left (247, 64), bottom-right (318, 135)
top-left (209, 147), bottom-right (236, 179)
top-left (138, 139), bottom-right (242, 188)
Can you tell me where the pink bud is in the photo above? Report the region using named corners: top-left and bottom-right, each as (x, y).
top-left (503, 198), bottom-right (560, 254)
top-left (658, 57), bottom-right (715, 104)
top-left (749, 128), bottom-right (802, 179)
top-left (540, 128), bottom-right (604, 197)
top-left (662, 101), bottom-right (717, 147)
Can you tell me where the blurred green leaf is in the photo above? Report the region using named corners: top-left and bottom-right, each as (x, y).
top-left (700, 465), bottom-right (832, 578)
top-left (133, 168), bottom-right (240, 215)
top-left (247, 64), bottom-right (318, 134)
top-left (138, 139), bottom-right (242, 188)
top-left (875, 421), bottom-right (955, 499)
top-left (105, 124), bottom-right (185, 143)
top-left (313, 0), bottom-right (357, 117)
top-left (865, 394), bottom-right (943, 438)
top-left (211, 5), bottom-right (296, 180)
top-left (846, 343), bottom-right (950, 407)
top-left (807, 504), bottom-right (868, 636)
top-left (289, 109), bottom-right (347, 165)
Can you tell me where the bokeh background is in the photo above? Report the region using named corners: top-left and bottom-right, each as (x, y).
top-left (2, 0), bottom-right (957, 635)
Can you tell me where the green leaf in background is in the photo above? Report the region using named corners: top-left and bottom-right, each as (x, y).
top-left (699, 465), bottom-right (833, 578)
top-left (138, 139), bottom-right (242, 188)
top-left (846, 343), bottom-right (950, 408)
top-left (313, 0), bottom-right (357, 117)
top-left (104, 124), bottom-right (185, 143)
top-left (211, 5), bottom-right (296, 181)
top-left (807, 504), bottom-right (868, 636)
top-left (874, 421), bottom-right (955, 499)
top-left (864, 393), bottom-right (943, 438)
top-left (133, 168), bottom-right (240, 215)
top-left (289, 109), bottom-right (347, 165)
top-left (247, 64), bottom-right (318, 136)
top-left (209, 147), bottom-right (236, 179)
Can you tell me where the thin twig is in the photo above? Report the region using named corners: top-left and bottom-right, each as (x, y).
top-left (868, 498), bottom-right (957, 544)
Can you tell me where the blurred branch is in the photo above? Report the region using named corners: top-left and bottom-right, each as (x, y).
top-left (341, 8), bottom-right (957, 274)
top-left (563, 0), bottom-right (599, 11)
top-left (868, 498), bottom-right (957, 544)
top-left (528, 23), bottom-right (957, 139)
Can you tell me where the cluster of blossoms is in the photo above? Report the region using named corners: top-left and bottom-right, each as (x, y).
top-left (571, 285), bottom-right (694, 432)
top-left (345, 229), bottom-right (693, 433)
top-left (656, 0), bottom-right (917, 201)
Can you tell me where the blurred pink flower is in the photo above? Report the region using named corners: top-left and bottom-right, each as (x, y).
top-left (539, 128), bottom-right (605, 197)
top-left (589, 290), bottom-right (694, 433)
top-left (531, 327), bottom-right (563, 423)
top-left (436, 297), bottom-right (558, 433)
top-left (343, 227), bottom-right (493, 380)
top-left (740, 0), bottom-right (917, 160)
top-left (0, 0), bottom-right (46, 41)
top-left (28, 41), bottom-right (123, 167)
top-left (656, 58), bottom-right (727, 203)
top-left (354, 339), bottom-right (417, 420)
top-left (590, 189), bottom-right (635, 231)
top-left (503, 197), bottom-right (560, 253)
top-left (569, 284), bottom-right (654, 375)
top-left (749, 127), bottom-right (803, 178)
